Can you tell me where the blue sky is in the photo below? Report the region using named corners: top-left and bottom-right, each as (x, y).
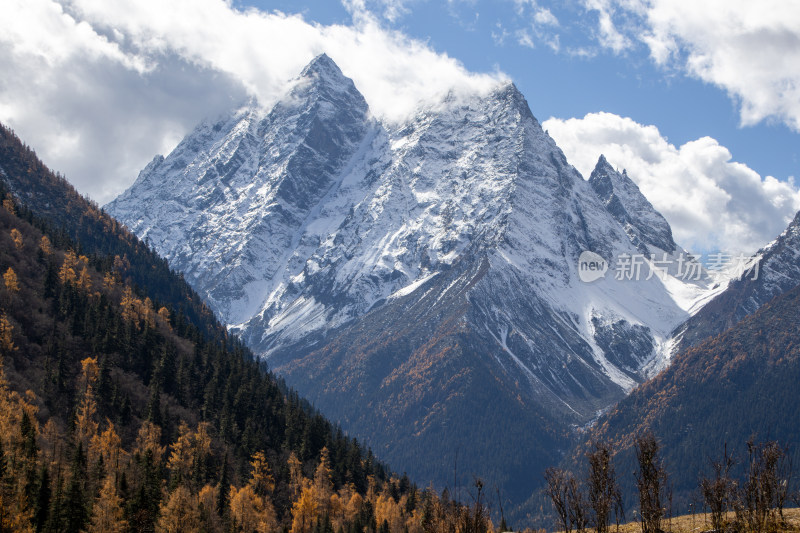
top-left (248, 0), bottom-right (798, 183)
top-left (1, 0), bottom-right (799, 254)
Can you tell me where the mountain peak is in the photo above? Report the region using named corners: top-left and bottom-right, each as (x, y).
top-left (589, 155), bottom-right (677, 253)
top-left (287, 53), bottom-right (368, 116)
top-left (298, 53), bottom-right (355, 91)
top-left (789, 209), bottom-right (800, 229)
top-left (493, 80), bottom-right (528, 107)
top-left (300, 53), bottom-right (340, 78)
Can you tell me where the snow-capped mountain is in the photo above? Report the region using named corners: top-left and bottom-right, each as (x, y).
top-left (107, 54), bottom-right (715, 505)
top-left (109, 54), bottom-right (371, 326)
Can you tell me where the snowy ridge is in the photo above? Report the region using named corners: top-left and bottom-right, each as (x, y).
top-left (672, 209), bottom-right (800, 354)
top-left (589, 154), bottom-right (676, 254)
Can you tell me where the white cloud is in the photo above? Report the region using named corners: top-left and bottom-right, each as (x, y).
top-left (543, 112), bottom-right (800, 255)
top-left (516, 29), bottom-right (535, 48)
top-left (0, 0), bottom-right (505, 203)
top-left (0, 0), bottom-right (246, 202)
top-left (63, 0), bottom-right (503, 121)
top-left (583, 0), bottom-right (632, 53)
top-left (589, 0), bottom-right (800, 131)
top-left (343, 0), bottom-right (413, 23)
top-left (492, 22), bottom-right (511, 45)
top-left (533, 8), bottom-right (559, 27)
top-left (512, 0), bottom-right (534, 16)
top-left (508, 0), bottom-right (561, 50)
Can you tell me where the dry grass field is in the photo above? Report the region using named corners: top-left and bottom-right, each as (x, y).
top-left (589, 508), bottom-right (800, 533)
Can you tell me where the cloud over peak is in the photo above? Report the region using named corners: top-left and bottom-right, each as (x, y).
top-left (544, 111), bottom-right (800, 255)
top-left (0, 0), bottom-right (505, 203)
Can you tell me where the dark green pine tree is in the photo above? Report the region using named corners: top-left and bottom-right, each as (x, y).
top-left (126, 449), bottom-right (162, 533)
top-left (33, 464), bottom-right (51, 533)
top-left (216, 454), bottom-right (230, 518)
top-left (0, 438), bottom-right (8, 530)
top-left (64, 442), bottom-right (88, 533)
top-left (146, 365), bottom-right (163, 427)
top-left (45, 465), bottom-right (67, 533)
top-left (20, 411), bottom-right (40, 506)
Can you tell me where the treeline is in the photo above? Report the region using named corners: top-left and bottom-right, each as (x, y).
top-left (544, 435), bottom-right (797, 533)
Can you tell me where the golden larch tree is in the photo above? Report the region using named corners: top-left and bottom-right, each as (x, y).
top-left (120, 286), bottom-right (139, 326)
top-left (9, 228), bottom-right (23, 250)
top-left (0, 313), bottom-right (15, 355)
top-left (58, 249), bottom-right (78, 284)
top-left (329, 491), bottom-right (347, 532)
top-left (375, 487), bottom-right (404, 533)
top-left (167, 421), bottom-right (213, 487)
top-left (134, 421), bottom-right (166, 464)
top-left (142, 297), bottom-right (156, 328)
top-left (2, 195), bottom-right (15, 215)
top-left (75, 357), bottom-right (99, 448)
top-left (290, 482), bottom-right (318, 533)
top-left (167, 422), bottom-right (194, 484)
top-left (288, 451), bottom-right (304, 500)
top-left (229, 485), bottom-right (262, 533)
top-left (197, 484), bottom-right (225, 533)
top-left (158, 306), bottom-right (171, 328)
top-left (313, 446), bottom-right (334, 517)
top-left (4, 267), bottom-right (19, 293)
top-left (156, 486), bottom-right (202, 533)
top-left (77, 266), bottom-right (93, 292)
top-left (240, 451), bottom-right (279, 532)
top-left (39, 235), bottom-right (52, 255)
top-left (194, 421), bottom-right (212, 458)
top-left (103, 271), bottom-right (118, 291)
top-left (87, 476), bottom-right (128, 533)
top-left (249, 451), bottom-right (275, 497)
top-left (0, 349), bottom-right (38, 533)
top-left (90, 420), bottom-right (124, 476)
top-left (344, 491), bottom-right (364, 526)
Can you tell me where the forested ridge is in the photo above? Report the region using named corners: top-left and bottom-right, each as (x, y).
top-left (0, 124), bottom-right (496, 532)
top-left (0, 123), bottom-right (219, 338)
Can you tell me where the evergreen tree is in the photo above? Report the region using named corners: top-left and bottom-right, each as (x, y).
top-left (216, 455), bottom-right (229, 518)
top-left (64, 442), bottom-right (88, 533)
top-left (33, 464), bottom-right (50, 532)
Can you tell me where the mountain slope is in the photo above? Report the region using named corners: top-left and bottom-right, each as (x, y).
top-left (107, 55), bottom-right (715, 511)
top-left (0, 123), bottom-right (220, 336)
top-left (0, 123), bottom-right (410, 532)
top-left (579, 275), bottom-right (800, 508)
